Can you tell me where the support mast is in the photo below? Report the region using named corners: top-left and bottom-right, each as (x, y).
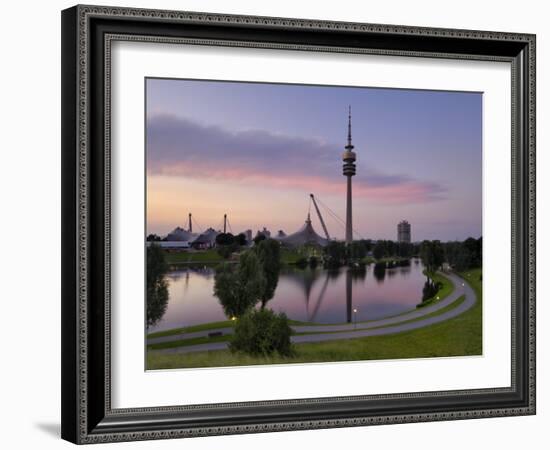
top-left (310, 194), bottom-right (330, 240)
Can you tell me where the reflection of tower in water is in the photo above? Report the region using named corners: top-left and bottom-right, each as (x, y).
top-left (346, 269), bottom-right (352, 323)
top-left (288, 266), bottom-right (371, 323)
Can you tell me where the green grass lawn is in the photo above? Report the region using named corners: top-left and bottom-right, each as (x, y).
top-left (148, 295), bottom-right (468, 351)
top-left (164, 249), bottom-right (223, 265)
top-left (147, 320), bottom-right (235, 339)
top-left (165, 247), bottom-right (307, 265)
top-left (147, 269), bottom-right (481, 369)
top-left (147, 318), bottom-right (317, 340)
top-left (280, 248), bottom-right (303, 264)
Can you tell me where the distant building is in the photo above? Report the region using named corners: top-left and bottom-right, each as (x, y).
top-left (244, 229), bottom-right (253, 243)
top-left (191, 228), bottom-right (219, 249)
top-left (397, 220), bottom-right (411, 243)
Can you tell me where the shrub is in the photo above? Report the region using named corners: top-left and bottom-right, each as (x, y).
top-left (229, 308), bottom-right (294, 357)
top-left (422, 279), bottom-right (442, 302)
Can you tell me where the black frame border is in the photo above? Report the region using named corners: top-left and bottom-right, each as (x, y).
top-left (61, 4), bottom-right (536, 444)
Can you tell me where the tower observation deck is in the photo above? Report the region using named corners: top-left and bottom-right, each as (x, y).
top-left (342, 106), bottom-right (356, 244)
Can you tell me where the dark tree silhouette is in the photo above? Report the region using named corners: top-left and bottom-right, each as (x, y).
top-left (254, 239), bottom-right (281, 307)
top-left (213, 251), bottom-right (265, 318)
top-left (146, 243), bottom-right (169, 328)
top-left (420, 240), bottom-right (445, 273)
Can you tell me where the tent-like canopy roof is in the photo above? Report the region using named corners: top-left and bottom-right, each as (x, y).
top-left (280, 214), bottom-right (328, 247)
top-left (165, 226), bottom-right (196, 242)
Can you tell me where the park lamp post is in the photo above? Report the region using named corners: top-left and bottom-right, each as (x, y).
top-left (353, 308), bottom-right (358, 329)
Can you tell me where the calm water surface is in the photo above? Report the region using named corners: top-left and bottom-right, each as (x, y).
top-left (148, 259), bottom-right (426, 333)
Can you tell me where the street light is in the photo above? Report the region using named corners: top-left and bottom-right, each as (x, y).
top-left (353, 308), bottom-right (358, 329)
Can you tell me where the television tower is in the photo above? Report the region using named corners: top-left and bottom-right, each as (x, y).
top-left (342, 106), bottom-right (356, 244)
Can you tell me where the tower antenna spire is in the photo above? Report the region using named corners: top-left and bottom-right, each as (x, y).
top-left (346, 105), bottom-right (354, 150)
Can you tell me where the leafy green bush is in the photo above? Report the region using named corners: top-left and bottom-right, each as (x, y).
top-left (422, 279), bottom-right (442, 301)
top-left (229, 309), bottom-right (294, 357)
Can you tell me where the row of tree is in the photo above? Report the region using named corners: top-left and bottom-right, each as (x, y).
top-left (443, 237), bottom-right (482, 272)
top-left (323, 239), bottom-right (418, 267)
top-left (419, 237), bottom-right (482, 273)
top-left (215, 232), bottom-right (248, 258)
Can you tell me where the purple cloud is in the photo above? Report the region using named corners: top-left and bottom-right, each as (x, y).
top-left (147, 114), bottom-right (447, 203)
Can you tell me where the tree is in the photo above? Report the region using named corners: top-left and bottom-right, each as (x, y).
top-left (229, 308), bottom-right (293, 357)
top-left (422, 278), bottom-right (441, 301)
top-left (213, 251), bottom-right (266, 318)
top-left (443, 237), bottom-right (482, 271)
top-left (146, 243), bottom-right (169, 327)
top-left (254, 239), bottom-right (281, 307)
top-left (373, 262), bottom-right (386, 282)
top-left (146, 233), bottom-right (161, 242)
top-left (347, 241), bottom-right (367, 260)
top-left (235, 233), bottom-right (247, 246)
top-left (215, 232), bottom-right (235, 246)
top-left (360, 239), bottom-right (373, 253)
top-left (253, 233), bottom-right (266, 245)
top-left (323, 241), bottom-right (347, 267)
top-left (420, 240), bottom-right (444, 273)
top-left (373, 242), bottom-right (385, 260)
top-left (397, 241), bottom-right (412, 258)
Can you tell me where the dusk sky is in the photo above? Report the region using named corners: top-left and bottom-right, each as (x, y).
top-left (146, 78), bottom-right (482, 242)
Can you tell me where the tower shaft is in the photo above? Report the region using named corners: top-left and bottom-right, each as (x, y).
top-left (342, 106), bottom-right (356, 244)
top-left (345, 176), bottom-right (353, 243)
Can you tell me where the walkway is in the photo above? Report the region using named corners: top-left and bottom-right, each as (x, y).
top-left (149, 272), bottom-right (476, 354)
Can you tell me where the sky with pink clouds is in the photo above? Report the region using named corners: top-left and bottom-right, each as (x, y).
top-left (146, 78), bottom-right (482, 242)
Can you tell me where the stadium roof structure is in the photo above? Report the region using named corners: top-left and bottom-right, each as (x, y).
top-left (192, 227), bottom-right (220, 246)
top-left (280, 214), bottom-right (329, 247)
top-left (165, 226), bottom-right (196, 242)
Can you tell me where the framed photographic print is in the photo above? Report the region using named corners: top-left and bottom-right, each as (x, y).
top-left (61, 4), bottom-right (536, 444)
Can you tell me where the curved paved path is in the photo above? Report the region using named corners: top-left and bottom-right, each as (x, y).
top-left (150, 272), bottom-right (476, 354)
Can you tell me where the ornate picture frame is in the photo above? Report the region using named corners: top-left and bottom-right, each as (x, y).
top-left (61, 4), bottom-right (536, 444)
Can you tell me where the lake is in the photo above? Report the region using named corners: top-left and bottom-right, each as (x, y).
top-left (148, 259), bottom-right (427, 333)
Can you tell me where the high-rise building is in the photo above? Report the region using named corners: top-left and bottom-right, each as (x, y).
top-left (342, 106), bottom-right (357, 244)
top-left (397, 220), bottom-right (411, 243)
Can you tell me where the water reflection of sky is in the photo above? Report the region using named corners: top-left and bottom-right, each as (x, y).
top-left (148, 260), bottom-right (426, 332)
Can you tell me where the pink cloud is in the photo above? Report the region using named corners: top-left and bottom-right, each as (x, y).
top-left (152, 161), bottom-right (445, 204)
